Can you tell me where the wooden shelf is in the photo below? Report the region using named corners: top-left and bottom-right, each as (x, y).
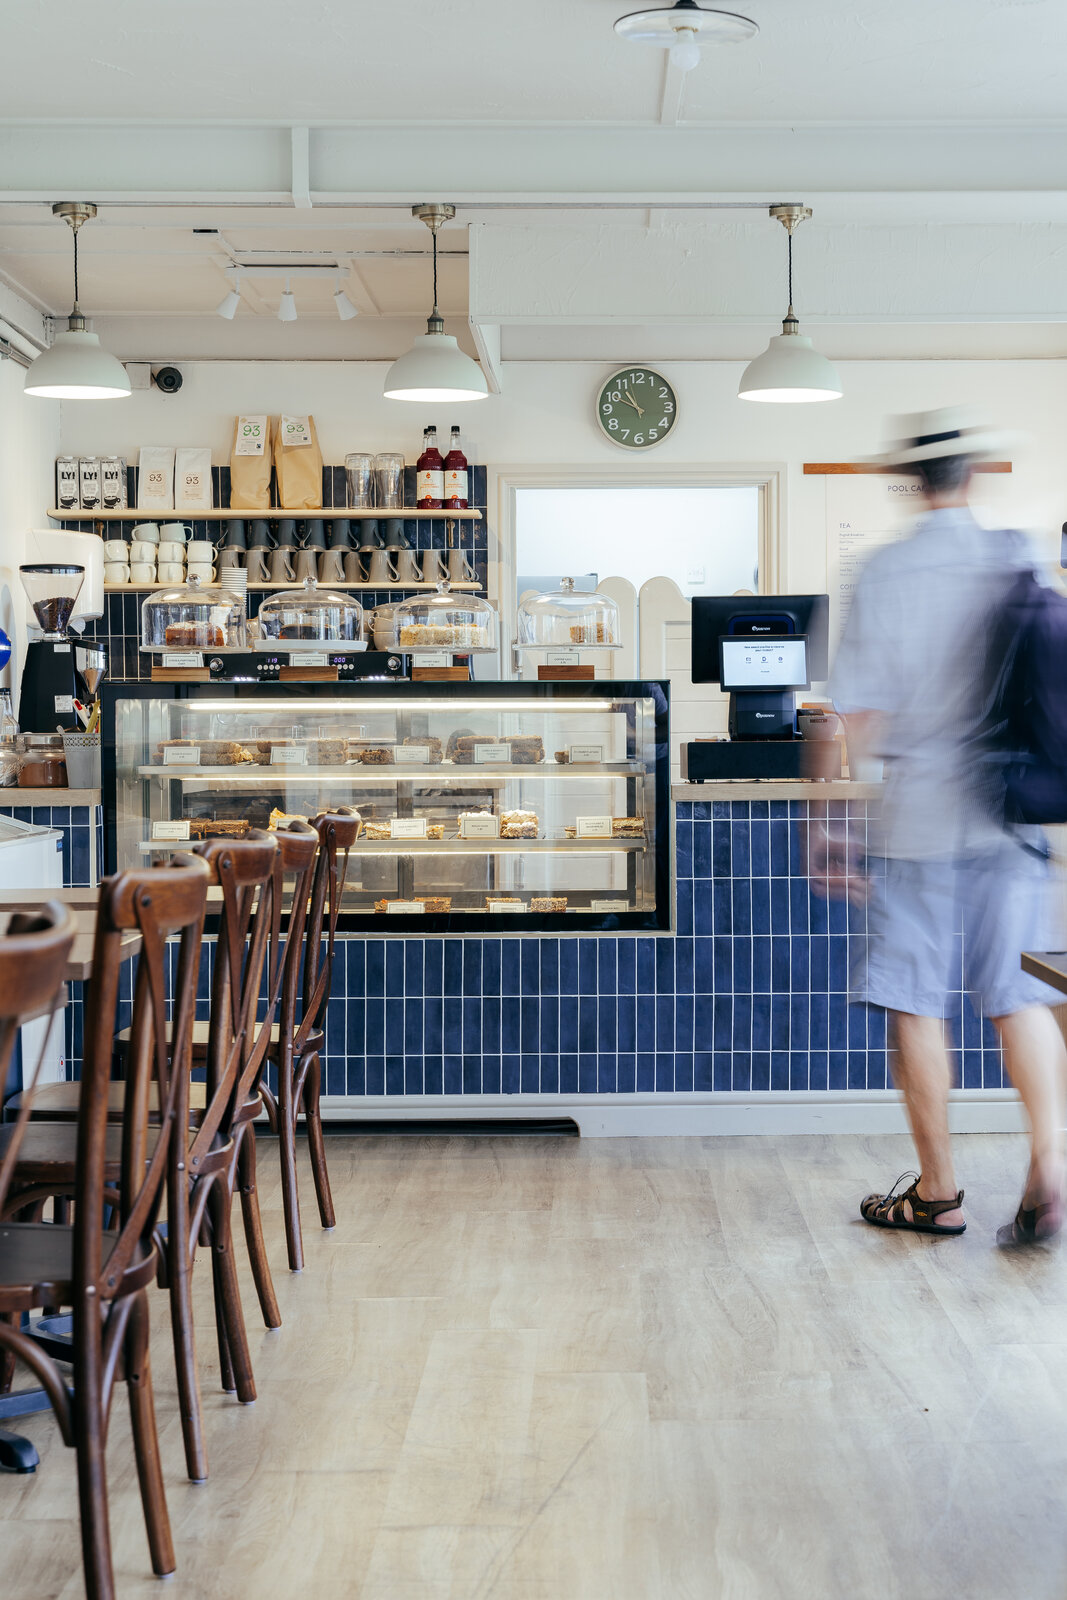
top-left (49, 507), bottom-right (482, 522)
top-left (139, 836), bottom-right (644, 854)
top-left (136, 762), bottom-right (644, 781)
top-left (104, 581), bottom-right (481, 593)
top-left (0, 787), bottom-right (101, 806)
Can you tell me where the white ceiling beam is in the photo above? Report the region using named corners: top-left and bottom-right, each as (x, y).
top-left (290, 127), bottom-right (312, 209)
top-left (0, 275), bottom-right (50, 347)
top-left (468, 319), bottom-right (501, 395)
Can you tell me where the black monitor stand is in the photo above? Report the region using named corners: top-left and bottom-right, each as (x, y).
top-left (728, 689), bottom-right (797, 742)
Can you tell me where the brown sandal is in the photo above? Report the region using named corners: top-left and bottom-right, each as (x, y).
top-left (997, 1196), bottom-right (1063, 1247)
top-left (860, 1171), bottom-right (966, 1236)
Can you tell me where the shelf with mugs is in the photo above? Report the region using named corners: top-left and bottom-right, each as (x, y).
top-left (48, 508), bottom-right (482, 523)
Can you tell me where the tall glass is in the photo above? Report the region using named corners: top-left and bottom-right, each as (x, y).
top-left (345, 452), bottom-right (374, 509)
top-left (373, 452), bottom-right (405, 509)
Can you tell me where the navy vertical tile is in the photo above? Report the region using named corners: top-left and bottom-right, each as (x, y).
top-left (385, 1055), bottom-right (404, 1095)
top-left (501, 938), bottom-right (521, 995)
top-left (579, 997), bottom-right (598, 1052)
top-left (617, 1053), bottom-right (636, 1093)
top-left (540, 938), bottom-right (560, 994)
top-left (501, 1054), bottom-right (521, 1093)
top-left (597, 939), bottom-right (617, 995)
top-left (480, 938), bottom-right (501, 995)
top-left (771, 1051), bottom-right (790, 1090)
top-left (386, 941), bottom-right (404, 995)
top-left (404, 939), bottom-right (423, 993)
top-left (694, 1051), bottom-right (714, 1091)
top-left (559, 1054), bottom-right (579, 1093)
top-left (578, 939), bottom-right (598, 996)
top-left (521, 996), bottom-right (539, 1053)
top-left (751, 1050), bottom-right (770, 1090)
top-left (558, 938), bottom-right (579, 995)
top-left (539, 998), bottom-right (558, 1055)
top-left (597, 1054), bottom-right (617, 1093)
top-left (482, 1057), bottom-right (502, 1094)
top-left (443, 1055), bottom-right (462, 1094)
top-left (463, 1055), bottom-right (481, 1094)
top-left (636, 938), bottom-right (656, 993)
top-left (444, 940), bottom-right (463, 995)
top-left (501, 996), bottom-right (521, 1053)
top-left (578, 1053), bottom-right (599, 1093)
top-left (616, 939), bottom-right (636, 994)
top-left (559, 995), bottom-right (579, 1052)
top-left (520, 941), bottom-right (540, 995)
top-left (636, 1053), bottom-right (656, 1092)
top-left (636, 995), bottom-right (656, 1052)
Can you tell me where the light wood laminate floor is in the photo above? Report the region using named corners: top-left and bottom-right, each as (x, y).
top-left (5, 1131), bottom-right (1067, 1599)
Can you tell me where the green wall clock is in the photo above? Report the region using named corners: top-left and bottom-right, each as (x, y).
top-left (596, 366), bottom-right (677, 450)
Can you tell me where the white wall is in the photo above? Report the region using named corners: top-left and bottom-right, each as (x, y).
top-left (57, 357), bottom-right (1067, 604)
top-left (0, 359), bottom-right (60, 694)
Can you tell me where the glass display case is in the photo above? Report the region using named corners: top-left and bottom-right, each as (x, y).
top-left (102, 680), bottom-right (670, 931)
top-left (390, 582), bottom-right (498, 652)
top-left (517, 579), bottom-right (620, 648)
top-left (257, 579), bottom-right (364, 649)
top-left (141, 574), bottom-right (248, 651)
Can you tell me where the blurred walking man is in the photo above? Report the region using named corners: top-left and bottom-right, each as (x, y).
top-left (830, 409), bottom-right (1067, 1244)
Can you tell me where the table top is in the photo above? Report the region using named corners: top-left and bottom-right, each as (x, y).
top-left (1021, 952), bottom-right (1067, 996)
top-left (1, 890), bottom-right (142, 982)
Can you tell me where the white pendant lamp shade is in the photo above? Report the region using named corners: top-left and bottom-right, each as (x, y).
top-left (24, 326), bottom-right (131, 399)
top-left (384, 202), bottom-right (488, 403)
top-left (738, 204), bottom-right (842, 405)
top-left (384, 330), bottom-right (487, 402)
top-left (614, 2), bottom-right (758, 70)
top-left (24, 201), bottom-right (130, 400)
top-left (334, 287), bottom-right (359, 321)
top-left (738, 325), bottom-right (842, 404)
top-left (215, 275), bottom-right (241, 319)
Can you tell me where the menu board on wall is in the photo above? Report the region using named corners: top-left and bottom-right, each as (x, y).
top-left (825, 474), bottom-right (922, 653)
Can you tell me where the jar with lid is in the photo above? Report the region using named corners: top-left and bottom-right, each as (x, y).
top-left (516, 578), bottom-right (620, 648)
top-left (140, 573), bottom-right (248, 651)
top-left (390, 582), bottom-right (498, 651)
top-left (17, 732), bottom-right (67, 788)
top-left (257, 578), bottom-right (364, 646)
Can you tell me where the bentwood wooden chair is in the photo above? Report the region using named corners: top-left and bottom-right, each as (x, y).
top-left (3, 833), bottom-right (282, 1486)
top-left (258, 811), bottom-right (360, 1271)
top-left (0, 861), bottom-right (209, 1600)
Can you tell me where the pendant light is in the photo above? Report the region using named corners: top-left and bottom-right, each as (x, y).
top-left (383, 204), bottom-right (488, 403)
top-left (24, 202), bottom-right (131, 400)
top-left (738, 205), bottom-right (842, 404)
top-left (614, 1), bottom-right (758, 72)
top-left (333, 273), bottom-right (359, 321)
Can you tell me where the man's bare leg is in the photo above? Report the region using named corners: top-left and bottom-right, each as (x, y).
top-left (992, 1005), bottom-right (1067, 1222)
top-left (886, 1010), bottom-right (965, 1228)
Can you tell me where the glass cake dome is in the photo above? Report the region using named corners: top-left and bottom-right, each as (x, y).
top-left (257, 578), bottom-right (363, 646)
top-left (391, 581), bottom-right (498, 652)
top-left (516, 578), bottom-right (619, 648)
top-left (140, 573), bottom-right (248, 651)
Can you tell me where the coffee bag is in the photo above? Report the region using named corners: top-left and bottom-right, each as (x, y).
top-left (228, 415), bottom-right (272, 510)
top-left (273, 414), bottom-right (323, 509)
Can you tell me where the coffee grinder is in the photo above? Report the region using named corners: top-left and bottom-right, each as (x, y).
top-left (18, 563), bottom-right (86, 732)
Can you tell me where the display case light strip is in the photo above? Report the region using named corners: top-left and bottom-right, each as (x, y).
top-left (187, 699), bottom-right (622, 714)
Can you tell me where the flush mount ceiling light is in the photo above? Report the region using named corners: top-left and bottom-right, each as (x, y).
top-left (738, 205), bottom-right (843, 404)
top-left (24, 202), bottom-right (131, 400)
top-left (215, 271), bottom-right (241, 320)
top-left (333, 274), bottom-right (359, 321)
top-left (383, 204), bottom-right (488, 403)
top-left (277, 278), bottom-right (297, 323)
top-left (614, 0), bottom-right (758, 72)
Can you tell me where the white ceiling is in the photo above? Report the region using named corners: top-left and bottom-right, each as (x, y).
top-left (2, 0), bottom-right (1063, 125)
top-left (0, 0), bottom-right (1063, 364)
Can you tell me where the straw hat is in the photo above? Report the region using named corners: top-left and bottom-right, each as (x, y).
top-left (881, 406), bottom-right (1008, 467)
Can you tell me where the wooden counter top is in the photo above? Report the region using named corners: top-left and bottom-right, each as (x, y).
top-left (672, 780), bottom-right (883, 802)
top-left (0, 788), bottom-right (101, 807)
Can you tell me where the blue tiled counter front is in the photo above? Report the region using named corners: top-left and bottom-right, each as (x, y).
top-left (316, 786), bottom-right (1009, 1122)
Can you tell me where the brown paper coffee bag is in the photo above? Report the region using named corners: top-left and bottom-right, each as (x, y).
top-left (273, 414), bottom-right (323, 509)
top-left (229, 415), bottom-right (272, 510)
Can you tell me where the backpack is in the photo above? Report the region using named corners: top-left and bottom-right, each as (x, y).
top-left (981, 567), bottom-right (1067, 825)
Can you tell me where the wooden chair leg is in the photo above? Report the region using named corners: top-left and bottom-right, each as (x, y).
top-left (277, 1088), bottom-right (304, 1273)
top-left (237, 1127), bottom-right (282, 1330)
top-left (165, 1179), bottom-right (209, 1481)
top-left (303, 1053), bottom-right (336, 1230)
top-left (0, 1314), bottom-right (16, 1394)
top-left (208, 1182), bottom-right (256, 1404)
top-left (73, 1317), bottom-right (115, 1600)
top-left (124, 1291), bottom-right (175, 1577)
top-left (208, 1219), bottom-right (237, 1396)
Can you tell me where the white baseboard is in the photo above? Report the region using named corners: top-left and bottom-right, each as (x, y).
top-left (320, 1091), bottom-right (1029, 1138)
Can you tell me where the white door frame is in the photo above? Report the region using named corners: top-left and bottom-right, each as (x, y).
top-left (489, 463), bottom-right (785, 666)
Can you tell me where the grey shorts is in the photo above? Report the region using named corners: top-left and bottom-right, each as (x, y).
top-left (858, 840), bottom-right (1064, 1018)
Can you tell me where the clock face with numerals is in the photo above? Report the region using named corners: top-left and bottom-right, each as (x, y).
top-left (596, 366), bottom-right (677, 449)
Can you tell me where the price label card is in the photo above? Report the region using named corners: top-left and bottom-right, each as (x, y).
top-left (576, 815), bottom-right (612, 838)
top-left (567, 744), bottom-right (604, 764)
top-left (152, 820), bottom-right (191, 841)
top-left (474, 743), bottom-right (509, 764)
top-left (54, 694), bottom-right (75, 714)
top-left (162, 652), bottom-right (204, 669)
top-left (387, 900), bottom-right (425, 915)
top-left (488, 900), bottom-right (526, 914)
top-left (460, 814), bottom-right (500, 839)
top-left (390, 818), bottom-right (428, 840)
top-left (412, 651), bottom-right (451, 668)
top-left (280, 415), bottom-right (312, 448)
top-left (547, 649), bottom-right (579, 666)
top-left (591, 898), bottom-right (629, 913)
top-left (270, 745), bottom-right (308, 766)
top-left (53, 643), bottom-right (71, 655)
top-left (287, 652), bottom-right (328, 667)
top-left (396, 745), bottom-right (431, 764)
top-left (235, 415), bottom-right (268, 456)
top-left (163, 746), bottom-right (202, 767)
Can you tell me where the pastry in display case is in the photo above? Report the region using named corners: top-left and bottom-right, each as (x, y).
top-left (256, 578), bottom-right (364, 649)
top-left (516, 578), bottom-right (620, 649)
top-left (102, 679), bottom-right (669, 931)
top-left (141, 573), bottom-right (248, 651)
top-left (390, 582), bottom-right (498, 651)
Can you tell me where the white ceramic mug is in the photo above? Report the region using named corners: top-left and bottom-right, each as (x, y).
top-left (157, 540), bottom-right (185, 563)
top-left (268, 550), bottom-right (294, 583)
top-left (130, 562), bottom-right (155, 584)
top-left (129, 540), bottom-right (157, 563)
top-left (186, 563), bottom-right (215, 584)
top-left (447, 548), bottom-right (476, 583)
top-left (159, 523), bottom-right (190, 543)
top-left (103, 539), bottom-right (129, 561)
top-left (157, 561), bottom-right (184, 582)
top-left (131, 522), bottom-right (160, 543)
top-left (186, 540), bottom-right (216, 564)
top-left (294, 550), bottom-right (319, 582)
top-left (104, 561), bottom-right (130, 585)
top-left (366, 549), bottom-right (398, 585)
top-left (420, 547), bottom-right (448, 583)
top-left (244, 550), bottom-right (270, 582)
top-left (394, 548), bottom-right (422, 583)
top-left (318, 550), bottom-right (346, 583)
